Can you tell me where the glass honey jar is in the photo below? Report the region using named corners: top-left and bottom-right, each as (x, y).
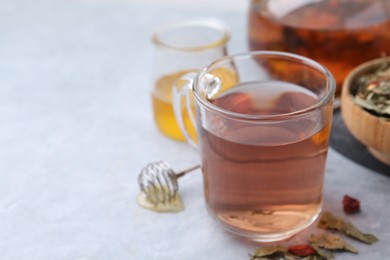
top-left (151, 19), bottom-right (230, 141)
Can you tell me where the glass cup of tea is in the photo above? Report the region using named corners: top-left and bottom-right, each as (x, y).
top-left (150, 18), bottom-right (230, 141)
top-left (173, 51), bottom-right (336, 242)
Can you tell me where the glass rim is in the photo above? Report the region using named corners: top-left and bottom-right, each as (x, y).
top-left (151, 18), bottom-right (231, 52)
top-left (193, 51), bottom-right (336, 120)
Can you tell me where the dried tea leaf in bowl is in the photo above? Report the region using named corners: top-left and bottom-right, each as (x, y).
top-left (354, 60), bottom-right (390, 119)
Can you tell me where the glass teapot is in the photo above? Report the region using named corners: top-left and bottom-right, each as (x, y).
top-left (248, 0), bottom-right (390, 94)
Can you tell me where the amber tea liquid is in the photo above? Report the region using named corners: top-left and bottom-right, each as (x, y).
top-left (248, 0), bottom-right (390, 94)
top-left (199, 81), bottom-right (331, 240)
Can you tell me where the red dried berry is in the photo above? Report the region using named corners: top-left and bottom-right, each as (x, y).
top-left (343, 194), bottom-right (360, 214)
top-left (288, 244), bottom-right (316, 257)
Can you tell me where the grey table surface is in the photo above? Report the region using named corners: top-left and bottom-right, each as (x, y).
top-left (1, 0), bottom-right (389, 259)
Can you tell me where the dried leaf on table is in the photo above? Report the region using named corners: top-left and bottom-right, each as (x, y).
top-left (250, 245), bottom-right (327, 260)
top-left (250, 246), bottom-right (288, 259)
top-left (318, 211), bottom-right (378, 244)
top-left (310, 245), bottom-right (334, 260)
top-left (309, 232), bottom-right (358, 254)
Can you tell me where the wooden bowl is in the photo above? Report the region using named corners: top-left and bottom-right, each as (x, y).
top-left (341, 57), bottom-right (390, 166)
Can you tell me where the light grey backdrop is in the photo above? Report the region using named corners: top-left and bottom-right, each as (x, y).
top-left (0, 0), bottom-right (389, 259)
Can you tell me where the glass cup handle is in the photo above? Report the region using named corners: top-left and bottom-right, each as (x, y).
top-left (173, 72), bottom-right (198, 151)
